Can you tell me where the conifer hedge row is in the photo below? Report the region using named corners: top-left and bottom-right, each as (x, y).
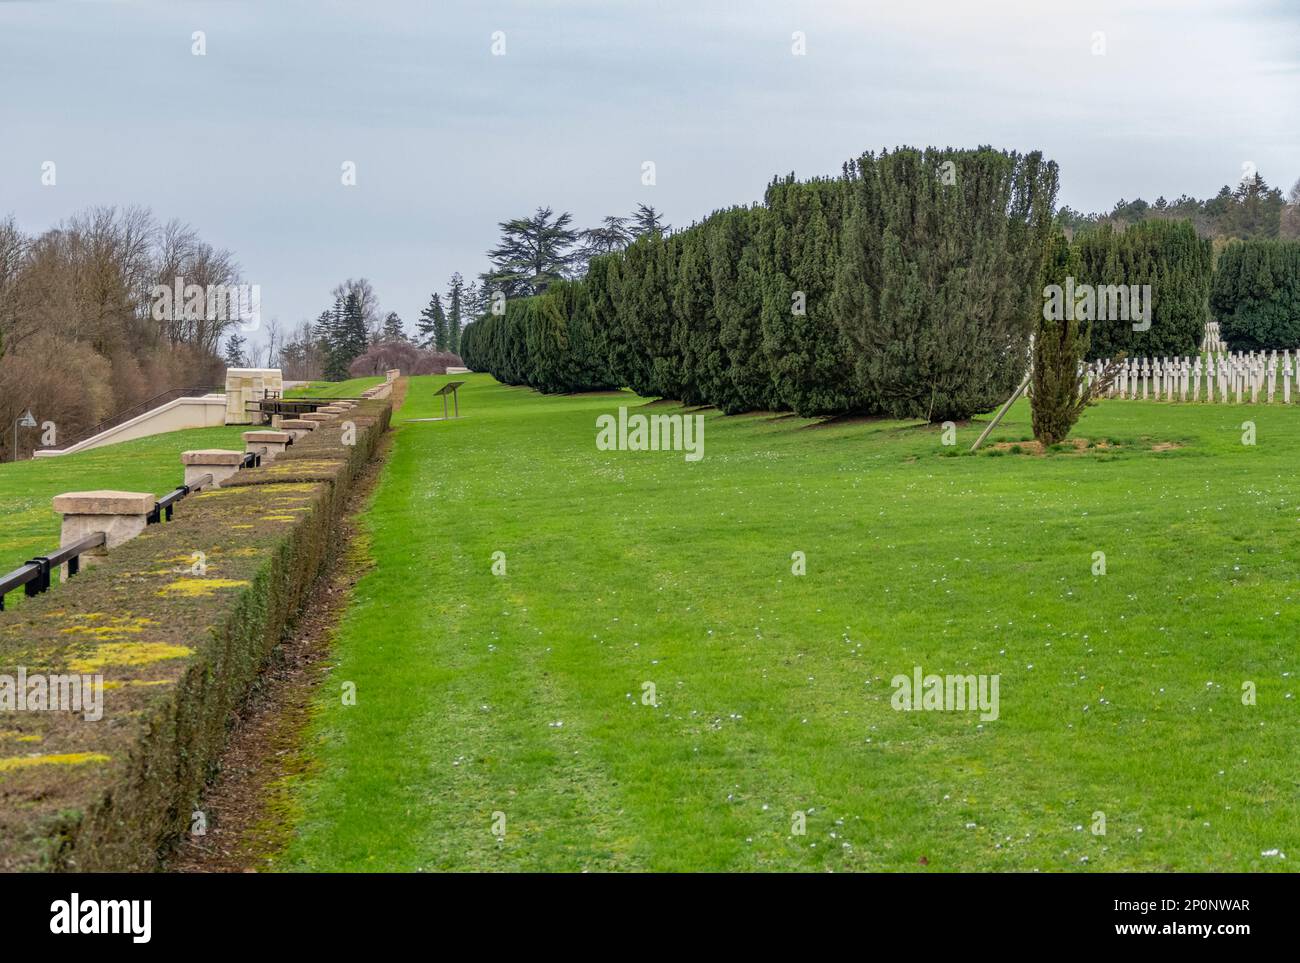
top-left (463, 146), bottom-right (1061, 422)
top-left (1211, 239), bottom-right (1300, 351)
top-left (1075, 220), bottom-right (1213, 361)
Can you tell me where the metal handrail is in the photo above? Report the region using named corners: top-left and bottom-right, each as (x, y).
top-left (0, 532), bottom-right (106, 611)
top-left (2, 452), bottom-right (258, 610)
top-left (44, 386), bottom-right (222, 450)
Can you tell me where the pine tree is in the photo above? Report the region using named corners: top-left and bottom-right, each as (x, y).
top-left (381, 311), bottom-right (407, 342)
top-left (223, 333), bottom-right (247, 368)
top-left (417, 292), bottom-right (448, 349)
top-left (323, 296), bottom-right (349, 380)
top-left (481, 207), bottom-right (580, 297)
top-left (632, 203), bottom-right (670, 238)
top-left (447, 273), bottom-right (464, 354)
top-left (340, 291), bottom-right (369, 360)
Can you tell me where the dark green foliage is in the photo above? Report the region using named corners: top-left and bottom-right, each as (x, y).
top-left (1032, 231), bottom-right (1092, 445)
top-left (584, 254), bottom-right (626, 389)
top-left (480, 207), bottom-right (580, 298)
top-left (461, 283), bottom-right (617, 393)
top-left (465, 145), bottom-right (1072, 421)
top-left (708, 205), bottom-right (772, 413)
top-left (670, 225), bottom-right (721, 407)
top-left (759, 176), bottom-right (864, 415)
top-left (324, 293), bottom-right (369, 380)
top-left (614, 233), bottom-right (678, 397)
top-left (418, 292), bottom-right (449, 350)
top-left (1078, 220), bottom-right (1212, 360)
top-left (832, 147), bottom-right (1058, 422)
top-left (446, 273), bottom-right (464, 353)
top-left (1211, 240), bottom-right (1300, 351)
top-left (381, 311), bottom-right (407, 342)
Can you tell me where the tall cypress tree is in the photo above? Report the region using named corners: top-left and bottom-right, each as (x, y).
top-left (832, 147), bottom-right (1058, 422)
top-left (1032, 230), bottom-right (1092, 445)
top-left (447, 273), bottom-right (465, 354)
top-left (759, 175), bottom-right (862, 415)
top-left (709, 204), bottom-right (771, 413)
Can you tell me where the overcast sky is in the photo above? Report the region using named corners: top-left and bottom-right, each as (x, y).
top-left (1, 0), bottom-right (1296, 347)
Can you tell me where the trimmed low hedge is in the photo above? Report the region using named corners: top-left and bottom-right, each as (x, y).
top-left (0, 398), bottom-right (391, 871)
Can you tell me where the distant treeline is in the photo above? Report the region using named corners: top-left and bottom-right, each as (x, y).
top-left (1058, 172), bottom-right (1299, 243)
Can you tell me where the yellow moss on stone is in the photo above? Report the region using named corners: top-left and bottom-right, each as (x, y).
top-left (102, 679), bottom-right (175, 691)
top-left (0, 752), bottom-right (110, 773)
top-left (0, 730), bottom-right (42, 744)
top-left (67, 642), bottom-right (193, 673)
top-left (157, 577), bottom-right (250, 597)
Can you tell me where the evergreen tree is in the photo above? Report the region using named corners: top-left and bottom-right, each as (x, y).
top-left (759, 175), bottom-right (863, 415)
top-left (580, 216), bottom-right (634, 262)
top-left (463, 281), bottom-right (483, 321)
top-left (1079, 219), bottom-right (1212, 360)
top-left (324, 292), bottom-right (368, 379)
top-left (447, 273), bottom-right (464, 353)
top-left (223, 332), bottom-right (247, 368)
top-left (632, 203), bottom-right (670, 238)
top-left (1212, 239), bottom-right (1300, 350)
top-left (616, 231), bottom-right (680, 397)
top-left (381, 311), bottom-right (407, 342)
top-left (1032, 231), bottom-right (1093, 445)
top-left (708, 205), bottom-right (771, 413)
top-left (481, 207), bottom-right (580, 297)
top-left (831, 147), bottom-right (1059, 422)
top-left (417, 292), bottom-right (448, 349)
top-left (1227, 172), bottom-right (1285, 239)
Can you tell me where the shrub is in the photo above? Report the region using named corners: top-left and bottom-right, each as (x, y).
top-left (759, 176), bottom-right (864, 416)
top-left (348, 340), bottom-right (461, 378)
top-left (1032, 232), bottom-right (1091, 446)
top-left (832, 147), bottom-right (1059, 422)
top-left (1079, 220), bottom-right (1212, 360)
top-left (1211, 239), bottom-right (1300, 351)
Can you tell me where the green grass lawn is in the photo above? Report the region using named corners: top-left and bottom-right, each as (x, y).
top-left (0, 426), bottom-right (249, 605)
top-left (278, 373), bottom-right (1298, 871)
top-left (285, 377), bottom-right (383, 399)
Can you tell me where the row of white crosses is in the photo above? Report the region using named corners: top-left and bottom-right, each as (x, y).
top-left (1201, 321), bottom-right (1227, 354)
top-left (1089, 350), bottom-right (1300, 404)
